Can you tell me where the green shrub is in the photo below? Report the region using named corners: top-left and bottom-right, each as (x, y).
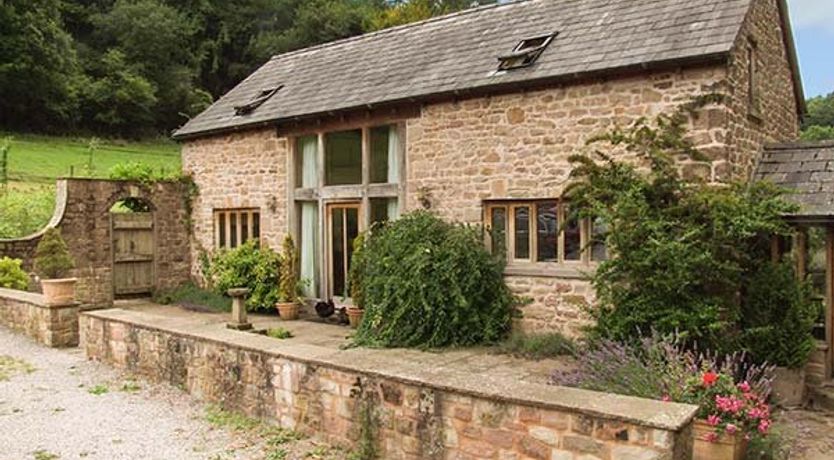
top-left (352, 211), bottom-right (514, 348)
top-left (109, 161), bottom-right (177, 183)
top-left (567, 95), bottom-right (798, 352)
top-left (494, 331), bottom-right (576, 360)
top-left (0, 257), bottom-right (29, 290)
top-left (266, 327), bottom-right (293, 339)
top-left (153, 282), bottom-right (231, 312)
top-left (33, 228), bottom-right (74, 279)
top-left (740, 262), bottom-right (818, 369)
top-left (208, 241), bottom-right (280, 312)
top-left (349, 232), bottom-right (367, 308)
top-left (277, 235), bottom-right (300, 303)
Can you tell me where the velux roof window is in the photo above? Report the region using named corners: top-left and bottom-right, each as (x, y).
top-left (497, 32), bottom-right (557, 71)
top-left (234, 85), bottom-right (282, 116)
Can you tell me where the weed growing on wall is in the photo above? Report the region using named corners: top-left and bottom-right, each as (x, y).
top-left (352, 211), bottom-right (514, 348)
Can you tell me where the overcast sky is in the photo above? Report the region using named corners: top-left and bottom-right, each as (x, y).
top-left (788, 0), bottom-right (834, 97)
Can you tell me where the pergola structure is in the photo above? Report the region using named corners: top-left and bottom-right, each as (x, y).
top-left (755, 140), bottom-right (834, 384)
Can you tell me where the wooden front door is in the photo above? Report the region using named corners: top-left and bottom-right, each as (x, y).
top-left (111, 212), bottom-right (154, 296)
top-left (326, 202), bottom-right (361, 299)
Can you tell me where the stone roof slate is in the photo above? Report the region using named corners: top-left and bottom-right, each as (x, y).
top-left (754, 141), bottom-right (834, 219)
top-left (174, 0), bottom-right (754, 140)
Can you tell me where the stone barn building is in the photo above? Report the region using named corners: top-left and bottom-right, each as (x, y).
top-left (174, 0), bottom-right (804, 336)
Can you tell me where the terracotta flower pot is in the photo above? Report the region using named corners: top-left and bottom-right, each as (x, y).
top-left (276, 302), bottom-right (300, 320)
top-left (347, 307), bottom-right (364, 329)
top-left (40, 278), bottom-right (77, 306)
top-left (693, 420), bottom-right (747, 460)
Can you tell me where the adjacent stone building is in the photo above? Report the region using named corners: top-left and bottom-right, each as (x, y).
top-left (175, 0), bottom-right (804, 334)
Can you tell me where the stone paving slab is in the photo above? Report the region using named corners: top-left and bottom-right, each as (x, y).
top-left (89, 302), bottom-right (698, 431)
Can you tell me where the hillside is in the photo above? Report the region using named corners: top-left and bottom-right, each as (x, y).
top-left (0, 134), bottom-right (181, 238)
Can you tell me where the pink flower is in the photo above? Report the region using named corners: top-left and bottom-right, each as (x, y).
top-left (738, 381), bottom-right (751, 393)
top-left (715, 395), bottom-right (744, 414)
top-left (725, 424), bottom-right (737, 435)
top-left (758, 419), bottom-right (771, 434)
top-left (662, 395), bottom-right (671, 402)
top-left (706, 414), bottom-right (721, 427)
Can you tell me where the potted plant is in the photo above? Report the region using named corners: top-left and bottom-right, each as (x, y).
top-left (33, 228), bottom-right (76, 306)
top-left (275, 235), bottom-right (300, 320)
top-left (683, 371), bottom-right (772, 460)
top-left (346, 233), bottom-right (366, 329)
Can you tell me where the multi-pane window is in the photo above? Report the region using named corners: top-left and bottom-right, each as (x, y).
top-left (485, 200), bottom-right (607, 265)
top-left (214, 209), bottom-right (260, 249)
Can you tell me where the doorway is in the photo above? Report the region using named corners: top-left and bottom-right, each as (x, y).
top-left (326, 202), bottom-right (361, 299)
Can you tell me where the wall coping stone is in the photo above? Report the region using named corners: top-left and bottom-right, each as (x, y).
top-left (83, 307), bottom-right (699, 431)
top-left (0, 287), bottom-right (79, 310)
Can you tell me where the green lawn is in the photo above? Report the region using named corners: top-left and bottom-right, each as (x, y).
top-left (0, 133), bottom-right (181, 238)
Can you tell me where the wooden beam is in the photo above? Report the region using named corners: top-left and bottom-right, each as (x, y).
top-left (826, 226), bottom-right (834, 379)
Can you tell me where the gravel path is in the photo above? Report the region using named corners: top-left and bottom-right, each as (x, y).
top-left (0, 327), bottom-right (341, 460)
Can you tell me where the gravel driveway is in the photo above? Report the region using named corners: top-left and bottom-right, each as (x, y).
top-left (0, 327), bottom-right (341, 460)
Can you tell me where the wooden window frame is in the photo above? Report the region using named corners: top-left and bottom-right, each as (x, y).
top-left (287, 121), bottom-right (407, 299)
top-left (213, 208), bottom-right (261, 249)
top-left (485, 200), bottom-right (604, 270)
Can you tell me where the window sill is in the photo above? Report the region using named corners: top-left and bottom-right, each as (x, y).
top-left (504, 263), bottom-right (596, 280)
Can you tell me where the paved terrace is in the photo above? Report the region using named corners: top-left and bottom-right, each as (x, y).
top-left (91, 300), bottom-right (695, 432)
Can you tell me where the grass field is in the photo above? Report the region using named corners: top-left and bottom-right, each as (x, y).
top-left (0, 133), bottom-right (181, 238)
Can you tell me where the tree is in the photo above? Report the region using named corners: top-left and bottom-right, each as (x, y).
top-left (0, 0), bottom-right (84, 131)
top-left (370, 0), bottom-right (494, 30)
top-left (91, 0), bottom-right (209, 131)
top-left (804, 92), bottom-right (834, 129)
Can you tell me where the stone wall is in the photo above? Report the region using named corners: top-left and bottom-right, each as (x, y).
top-left (0, 179), bottom-right (191, 307)
top-left (80, 310), bottom-right (697, 460)
top-left (724, 0), bottom-right (802, 180)
top-left (0, 287), bottom-right (79, 347)
top-left (181, 128), bottom-right (289, 280)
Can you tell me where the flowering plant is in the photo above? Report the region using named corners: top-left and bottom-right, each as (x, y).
top-left (681, 370), bottom-right (773, 443)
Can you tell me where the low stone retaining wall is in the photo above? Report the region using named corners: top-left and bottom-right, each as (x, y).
top-left (80, 309), bottom-right (697, 460)
top-left (0, 287), bottom-right (79, 347)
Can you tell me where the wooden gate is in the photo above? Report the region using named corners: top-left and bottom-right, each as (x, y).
top-left (111, 213), bottom-right (154, 296)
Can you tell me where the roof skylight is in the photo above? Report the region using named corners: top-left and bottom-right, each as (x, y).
top-left (497, 33), bottom-right (557, 71)
top-left (234, 86), bottom-right (283, 116)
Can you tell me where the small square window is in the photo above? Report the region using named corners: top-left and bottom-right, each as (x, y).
top-left (497, 33), bottom-right (557, 71)
top-left (214, 209), bottom-right (261, 249)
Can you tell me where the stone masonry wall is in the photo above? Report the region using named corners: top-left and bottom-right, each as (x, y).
top-left (724, 0), bottom-right (802, 180)
top-left (181, 128), bottom-right (288, 280)
top-left (81, 312), bottom-right (695, 460)
top-left (0, 179), bottom-right (191, 307)
top-left (0, 288), bottom-right (79, 347)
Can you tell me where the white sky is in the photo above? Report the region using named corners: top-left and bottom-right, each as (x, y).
top-left (788, 0), bottom-right (834, 33)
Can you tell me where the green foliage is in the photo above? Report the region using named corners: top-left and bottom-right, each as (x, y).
top-left (746, 422), bottom-right (794, 460)
top-left (369, 0), bottom-right (494, 30)
top-left (804, 92), bottom-right (834, 129)
top-left (567, 96), bottom-right (798, 352)
top-left (348, 232), bottom-right (367, 308)
top-left (0, 257), bottom-right (29, 290)
top-left (0, 137), bottom-right (10, 194)
top-left (108, 161), bottom-right (177, 183)
top-left (352, 211), bottom-right (514, 348)
top-left (494, 331), bottom-right (576, 360)
top-left (208, 241), bottom-right (281, 312)
top-left (33, 228), bottom-right (75, 279)
top-left (0, 0), bottom-right (83, 131)
top-left (266, 327), bottom-right (293, 339)
top-left (153, 282), bottom-right (232, 312)
top-left (0, 186), bottom-right (55, 239)
top-left (800, 125), bottom-right (834, 141)
top-left (740, 262), bottom-right (818, 368)
top-left (277, 235), bottom-right (300, 303)
top-left (87, 384), bottom-right (109, 395)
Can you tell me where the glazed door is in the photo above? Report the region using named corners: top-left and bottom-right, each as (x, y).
top-left (327, 202), bottom-right (361, 299)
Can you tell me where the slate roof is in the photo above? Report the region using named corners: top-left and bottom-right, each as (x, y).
top-left (755, 141), bottom-right (834, 220)
top-left (174, 0), bottom-right (759, 140)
